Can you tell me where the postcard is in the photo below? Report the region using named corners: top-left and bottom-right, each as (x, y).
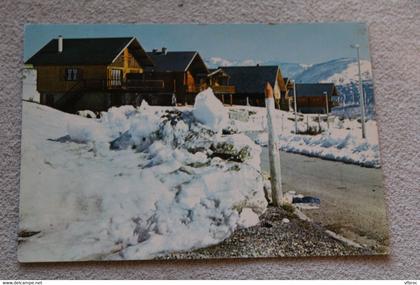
top-left (19, 23), bottom-right (388, 262)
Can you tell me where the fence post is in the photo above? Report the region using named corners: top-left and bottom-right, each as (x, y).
top-left (318, 113), bottom-right (321, 132)
top-left (306, 115), bottom-right (309, 133)
top-left (281, 113), bottom-right (284, 132)
top-left (265, 82), bottom-right (283, 206)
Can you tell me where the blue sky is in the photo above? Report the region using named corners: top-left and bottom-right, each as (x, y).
top-left (24, 23), bottom-right (371, 65)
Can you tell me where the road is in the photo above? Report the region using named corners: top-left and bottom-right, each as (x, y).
top-left (260, 147), bottom-right (389, 251)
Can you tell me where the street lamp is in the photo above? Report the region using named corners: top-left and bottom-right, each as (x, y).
top-left (292, 80), bottom-right (298, 134)
top-left (351, 43), bottom-right (366, 139)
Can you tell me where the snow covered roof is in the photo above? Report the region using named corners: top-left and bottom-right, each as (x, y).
top-left (294, 83), bottom-right (339, 97)
top-left (25, 37), bottom-right (154, 66)
top-left (220, 66), bottom-right (280, 94)
top-left (146, 51), bottom-right (208, 72)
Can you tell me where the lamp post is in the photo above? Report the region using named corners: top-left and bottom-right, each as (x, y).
top-left (292, 80), bottom-right (298, 134)
top-left (351, 44), bottom-right (366, 139)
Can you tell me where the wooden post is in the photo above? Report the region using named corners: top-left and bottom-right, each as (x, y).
top-left (324, 91), bottom-right (330, 131)
top-left (222, 94), bottom-right (225, 104)
top-left (306, 115), bottom-right (309, 133)
top-left (318, 113), bottom-right (321, 132)
top-left (292, 80), bottom-right (298, 134)
top-left (230, 94), bottom-right (233, 106)
top-left (281, 113), bottom-right (284, 132)
top-left (265, 82), bottom-right (283, 206)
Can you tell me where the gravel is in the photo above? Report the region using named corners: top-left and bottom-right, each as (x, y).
top-left (156, 206), bottom-right (372, 260)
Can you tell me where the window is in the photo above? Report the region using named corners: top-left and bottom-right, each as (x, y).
top-left (110, 69), bottom-right (122, 87)
top-left (65, 68), bottom-right (79, 81)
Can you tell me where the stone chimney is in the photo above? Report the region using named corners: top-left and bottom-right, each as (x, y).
top-left (58, 35), bottom-right (63, 53)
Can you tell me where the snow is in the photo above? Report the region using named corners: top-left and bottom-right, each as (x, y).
top-left (77, 110), bottom-right (96, 119)
top-left (19, 75), bottom-right (382, 261)
top-left (19, 101), bottom-right (266, 262)
top-left (320, 60), bottom-right (372, 85)
top-left (22, 68), bottom-right (40, 102)
top-left (230, 106), bottom-right (381, 168)
top-left (66, 116), bottom-right (107, 143)
top-left (238, 208), bottom-right (260, 228)
top-left (192, 88), bottom-right (228, 132)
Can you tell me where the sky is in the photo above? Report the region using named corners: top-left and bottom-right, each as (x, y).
top-left (24, 23), bottom-right (371, 65)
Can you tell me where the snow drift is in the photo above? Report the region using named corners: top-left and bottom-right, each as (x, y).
top-left (192, 88), bottom-right (228, 132)
top-left (19, 93), bottom-right (266, 261)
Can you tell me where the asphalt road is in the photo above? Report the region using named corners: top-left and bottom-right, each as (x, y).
top-left (260, 147), bottom-right (389, 251)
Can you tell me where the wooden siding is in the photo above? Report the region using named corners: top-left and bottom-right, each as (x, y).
top-left (36, 65), bottom-right (108, 93)
top-left (107, 48), bottom-right (143, 79)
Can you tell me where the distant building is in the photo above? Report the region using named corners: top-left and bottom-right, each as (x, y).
top-left (145, 50), bottom-right (235, 105)
top-left (287, 83), bottom-right (339, 113)
top-left (220, 66), bottom-right (287, 107)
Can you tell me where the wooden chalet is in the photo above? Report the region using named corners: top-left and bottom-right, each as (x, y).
top-left (25, 36), bottom-right (167, 112)
top-left (206, 68), bottom-right (236, 104)
top-left (220, 66), bottom-right (287, 107)
top-left (145, 49), bottom-right (235, 105)
top-left (287, 83), bottom-right (339, 113)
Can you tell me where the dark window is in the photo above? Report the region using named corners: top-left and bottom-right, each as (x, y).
top-left (65, 68), bottom-right (80, 81)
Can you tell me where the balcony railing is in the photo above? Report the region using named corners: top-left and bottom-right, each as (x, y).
top-left (70, 79), bottom-right (165, 91)
top-left (186, 84), bottom-right (235, 94)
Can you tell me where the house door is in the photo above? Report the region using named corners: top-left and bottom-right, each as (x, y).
top-left (110, 69), bottom-right (122, 87)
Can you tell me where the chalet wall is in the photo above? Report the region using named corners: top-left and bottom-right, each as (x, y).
top-left (36, 65), bottom-right (107, 93)
top-left (108, 48), bottom-right (143, 74)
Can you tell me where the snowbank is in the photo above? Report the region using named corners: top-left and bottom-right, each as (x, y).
top-left (229, 106), bottom-right (381, 168)
top-left (19, 101), bottom-right (266, 261)
top-left (193, 88), bottom-right (228, 132)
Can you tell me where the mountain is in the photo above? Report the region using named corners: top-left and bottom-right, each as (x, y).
top-left (277, 62), bottom-right (311, 78)
top-left (204, 57), bottom-right (309, 78)
top-left (294, 58), bottom-right (375, 115)
top-left (294, 57), bottom-right (372, 84)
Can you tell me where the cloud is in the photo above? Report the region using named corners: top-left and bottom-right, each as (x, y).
top-left (207, 57), bottom-right (234, 67)
top-left (239, 59), bottom-right (262, 66)
top-left (206, 57), bottom-right (263, 68)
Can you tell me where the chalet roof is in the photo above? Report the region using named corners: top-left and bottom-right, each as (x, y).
top-left (220, 66), bottom-right (280, 94)
top-left (25, 37), bottom-right (154, 66)
top-left (294, 83), bottom-right (338, 97)
top-left (146, 51), bottom-right (205, 72)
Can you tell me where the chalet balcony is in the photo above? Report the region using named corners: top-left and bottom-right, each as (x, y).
top-left (186, 84), bottom-right (235, 94)
top-left (72, 79), bottom-right (165, 92)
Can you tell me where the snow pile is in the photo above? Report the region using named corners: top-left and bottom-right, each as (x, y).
top-left (100, 105), bottom-right (137, 138)
top-left (76, 110), bottom-right (96, 119)
top-left (193, 88), bottom-right (228, 132)
top-left (129, 111), bottom-right (161, 147)
top-left (238, 208), bottom-right (260, 228)
top-left (19, 101), bottom-right (266, 262)
top-left (66, 116), bottom-right (107, 143)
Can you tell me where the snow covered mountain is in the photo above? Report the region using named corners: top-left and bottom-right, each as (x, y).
top-left (294, 58), bottom-right (375, 116)
top-left (294, 57), bottom-right (371, 84)
top-left (205, 57), bottom-right (309, 78)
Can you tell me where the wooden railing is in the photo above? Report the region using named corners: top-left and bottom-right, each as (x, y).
top-left (212, 85), bottom-right (236, 94)
top-left (186, 84), bottom-right (235, 94)
top-left (71, 79), bottom-right (165, 91)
